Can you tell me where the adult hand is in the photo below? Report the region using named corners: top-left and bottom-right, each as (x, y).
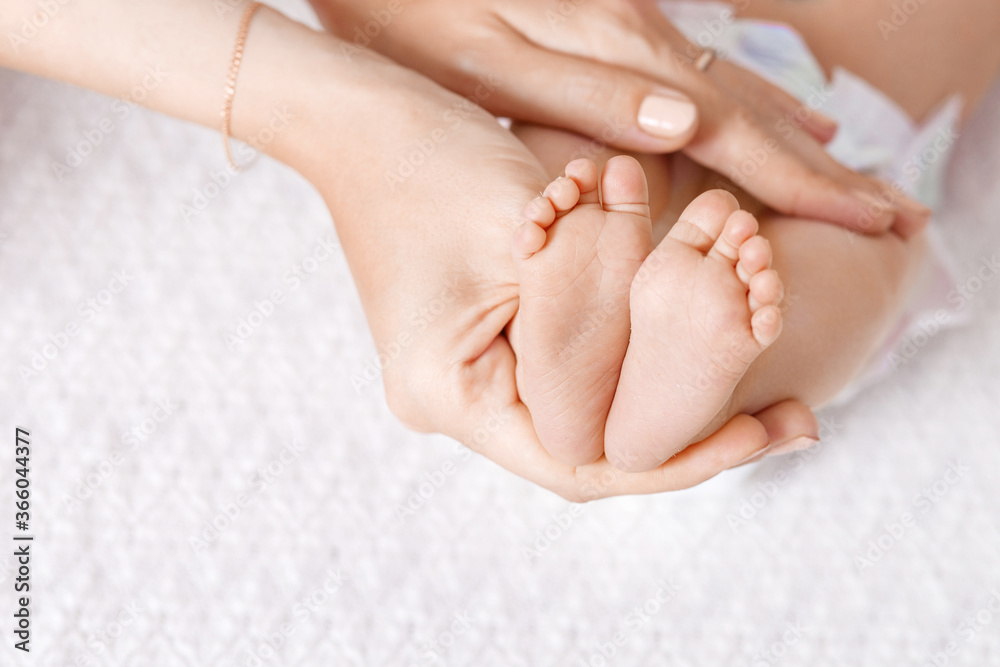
top-left (0, 0), bottom-right (818, 499)
top-left (292, 42), bottom-right (819, 500)
top-left (310, 0), bottom-right (929, 237)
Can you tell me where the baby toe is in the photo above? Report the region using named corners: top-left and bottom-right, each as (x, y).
top-left (600, 155), bottom-right (649, 215)
top-left (564, 158), bottom-right (600, 204)
top-left (666, 189), bottom-right (740, 253)
top-left (512, 220), bottom-right (549, 260)
top-left (748, 269), bottom-right (783, 312)
top-left (544, 176), bottom-right (581, 214)
top-left (523, 196), bottom-right (556, 228)
top-left (736, 234), bottom-right (771, 284)
top-left (710, 210), bottom-right (759, 265)
top-left (751, 304), bottom-right (783, 348)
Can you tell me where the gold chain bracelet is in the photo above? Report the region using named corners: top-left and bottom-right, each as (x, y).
top-left (221, 1), bottom-right (263, 171)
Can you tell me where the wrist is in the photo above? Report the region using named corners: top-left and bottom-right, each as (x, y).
top-left (230, 7), bottom-right (424, 180)
top-left (0, 1), bottom-right (362, 174)
top-left (225, 8), bottom-right (351, 171)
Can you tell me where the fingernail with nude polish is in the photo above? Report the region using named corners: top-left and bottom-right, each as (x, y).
top-left (733, 442), bottom-right (773, 467)
top-left (808, 110), bottom-right (839, 143)
top-left (638, 92), bottom-right (697, 139)
top-left (851, 188), bottom-right (896, 227)
top-left (811, 109), bottom-right (838, 129)
top-left (897, 195), bottom-right (933, 222)
top-left (765, 436), bottom-right (819, 458)
top-left (852, 188), bottom-right (893, 211)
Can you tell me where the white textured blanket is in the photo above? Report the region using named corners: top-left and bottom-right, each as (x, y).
top-left (1, 3), bottom-right (999, 664)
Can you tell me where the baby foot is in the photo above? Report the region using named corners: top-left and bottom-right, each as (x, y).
top-left (605, 190), bottom-right (784, 472)
top-left (512, 157), bottom-right (654, 466)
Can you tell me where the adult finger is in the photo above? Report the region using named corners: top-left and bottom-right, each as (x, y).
top-left (476, 406), bottom-right (772, 501)
top-left (468, 39), bottom-right (701, 153)
top-left (621, 11), bottom-right (930, 235)
top-left (734, 399), bottom-right (819, 467)
top-left (635, 8), bottom-right (839, 144)
top-left (760, 101), bottom-right (933, 237)
top-left (686, 117), bottom-right (922, 236)
top-left (708, 60), bottom-right (839, 145)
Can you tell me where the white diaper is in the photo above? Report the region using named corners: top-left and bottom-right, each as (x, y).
top-left (660, 1), bottom-right (969, 405)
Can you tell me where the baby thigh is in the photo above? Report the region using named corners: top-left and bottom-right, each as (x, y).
top-left (730, 215), bottom-right (928, 415)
